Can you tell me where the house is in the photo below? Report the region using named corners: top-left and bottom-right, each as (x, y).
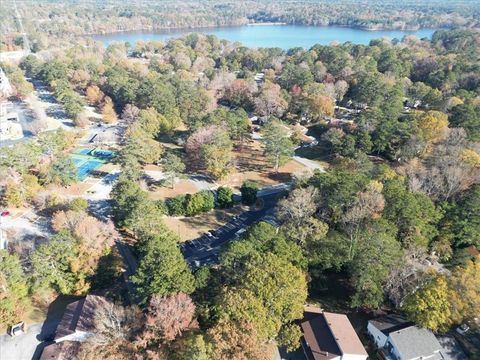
top-left (54, 294), bottom-right (111, 342)
top-left (39, 295), bottom-right (111, 359)
top-left (300, 306), bottom-right (368, 360)
top-left (368, 315), bottom-right (444, 360)
top-left (0, 67), bottom-right (13, 98)
top-left (39, 341), bottom-right (81, 360)
top-left (0, 101), bottom-right (23, 141)
top-left (254, 72), bottom-right (265, 84)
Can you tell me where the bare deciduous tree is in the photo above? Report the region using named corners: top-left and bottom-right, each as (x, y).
top-left (121, 104), bottom-right (140, 124)
top-left (141, 293), bottom-right (198, 344)
top-left (383, 247), bottom-right (441, 308)
top-left (276, 186), bottom-right (318, 226)
top-left (341, 181), bottom-right (385, 259)
top-left (403, 128), bottom-right (480, 201)
top-left (254, 82), bottom-right (287, 118)
top-left (81, 304), bottom-right (143, 360)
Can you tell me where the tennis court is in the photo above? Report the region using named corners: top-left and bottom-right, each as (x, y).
top-left (70, 148), bottom-right (116, 180)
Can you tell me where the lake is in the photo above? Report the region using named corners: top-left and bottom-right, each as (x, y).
top-left (92, 24), bottom-right (438, 49)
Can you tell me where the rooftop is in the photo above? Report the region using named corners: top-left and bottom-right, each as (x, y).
top-left (368, 314), bottom-right (414, 335)
top-left (300, 307), bottom-right (367, 360)
top-left (55, 295), bottom-right (110, 340)
top-left (39, 341), bottom-right (81, 360)
top-left (388, 326), bottom-right (443, 360)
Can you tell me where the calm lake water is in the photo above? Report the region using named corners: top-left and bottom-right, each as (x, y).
top-left (92, 25), bottom-right (438, 49)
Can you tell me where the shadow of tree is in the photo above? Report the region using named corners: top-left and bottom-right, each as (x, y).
top-left (34, 295), bottom-right (79, 342)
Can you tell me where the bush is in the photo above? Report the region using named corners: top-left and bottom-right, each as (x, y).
top-left (69, 198), bottom-right (88, 212)
top-left (185, 192), bottom-right (205, 217)
top-left (217, 186), bottom-right (234, 208)
top-left (199, 190), bottom-right (215, 212)
top-left (156, 200), bottom-right (168, 215)
top-left (240, 181), bottom-right (259, 205)
top-left (167, 195), bottom-right (186, 216)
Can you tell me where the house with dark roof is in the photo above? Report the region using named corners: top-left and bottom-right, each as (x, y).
top-left (368, 315), bottom-right (444, 360)
top-left (39, 341), bottom-right (81, 360)
top-left (39, 295), bottom-right (111, 359)
top-left (54, 294), bottom-right (111, 342)
top-left (300, 306), bottom-right (368, 360)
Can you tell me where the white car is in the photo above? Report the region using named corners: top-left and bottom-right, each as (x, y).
top-left (235, 228), bottom-right (247, 239)
top-left (456, 324), bottom-right (470, 335)
top-left (8, 322), bottom-right (25, 337)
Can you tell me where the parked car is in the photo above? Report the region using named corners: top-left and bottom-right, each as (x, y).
top-left (8, 322), bottom-right (25, 337)
top-left (235, 228), bottom-right (247, 239)
top-left (456, 324), bottom-right (470, 335)
top-left (1, 211), bottom-right (10, 217)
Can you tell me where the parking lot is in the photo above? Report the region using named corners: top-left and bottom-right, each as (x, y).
top-left (180, 190), bottom-right (283, 267)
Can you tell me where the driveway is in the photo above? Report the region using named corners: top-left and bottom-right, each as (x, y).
top-left (0, 323), bottom-right (43, 360)
top-left (292, 155), bottom-right (325, 172)
top-left (438, 335), bottom-right (468, 360)
top-left (0, 210), bottom-right (51, 248)
top-left (0, 296), bottom-right (76, 360)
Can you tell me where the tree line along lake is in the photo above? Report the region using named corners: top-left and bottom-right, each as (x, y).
top-left (92, 24), bottom-right (438, 49)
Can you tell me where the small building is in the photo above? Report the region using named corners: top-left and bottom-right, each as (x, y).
top-left (0, 118), bottom-right (23, 140)
top-left (254, 72), bottom-right (265, 84)
top-left (0, 101), bottom-right (23, 141)
top-left (368, 315), bottom-right (444, 360)
top-left (0, 67), bottom-right (13, 98)
top-left (300, 306), bottom-right (368, 360)
top-left (39, 295), bottom-right (112, 359)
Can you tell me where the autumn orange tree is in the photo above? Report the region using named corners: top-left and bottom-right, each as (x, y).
top-left (207, 320), bottom-right (275, 360)
top-left (86, 84), bottom-right (104, 105)
top-left (102, 96), bottom-right (118, 123)
top-left (32, 207), bottom-right (117, 295)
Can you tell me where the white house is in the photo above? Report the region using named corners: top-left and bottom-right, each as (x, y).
top-left (0, 101), bottom-right (23, 141)
top-left (368, 315), bottom-right (444, 360)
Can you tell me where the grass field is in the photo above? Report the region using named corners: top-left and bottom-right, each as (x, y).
top-left (164, 206), bottom-right (244, 241)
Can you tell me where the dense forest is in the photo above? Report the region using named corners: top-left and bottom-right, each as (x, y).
top-left (1, 0), bottom-right (480, 51)
top-left (1, 25), bottom-right (479, 359)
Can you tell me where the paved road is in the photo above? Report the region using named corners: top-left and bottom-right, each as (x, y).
top-left (181, 189), bottom-right (286, 267)
top-left (0, 323), bottom-right (42, 360)
top-left (83, 171), bottom-right (138, 303)
top-left (0, 296), bottom-right (76, 360)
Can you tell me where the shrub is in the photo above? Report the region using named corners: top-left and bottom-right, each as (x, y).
top-left (69, 198), bottom-right (88, 212)
top-left (240, 181), bottom-right (259, 205)
top-left (156, 200), bottom-right (168, 215)
top-left (167, 195), bottom-right (186, 216)
top-left (199, 190), bottom-right (215, 212)
top-left (217, 186), bottom-right (234, 208)
top-left (185, 193), bottom-right (205, 217)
